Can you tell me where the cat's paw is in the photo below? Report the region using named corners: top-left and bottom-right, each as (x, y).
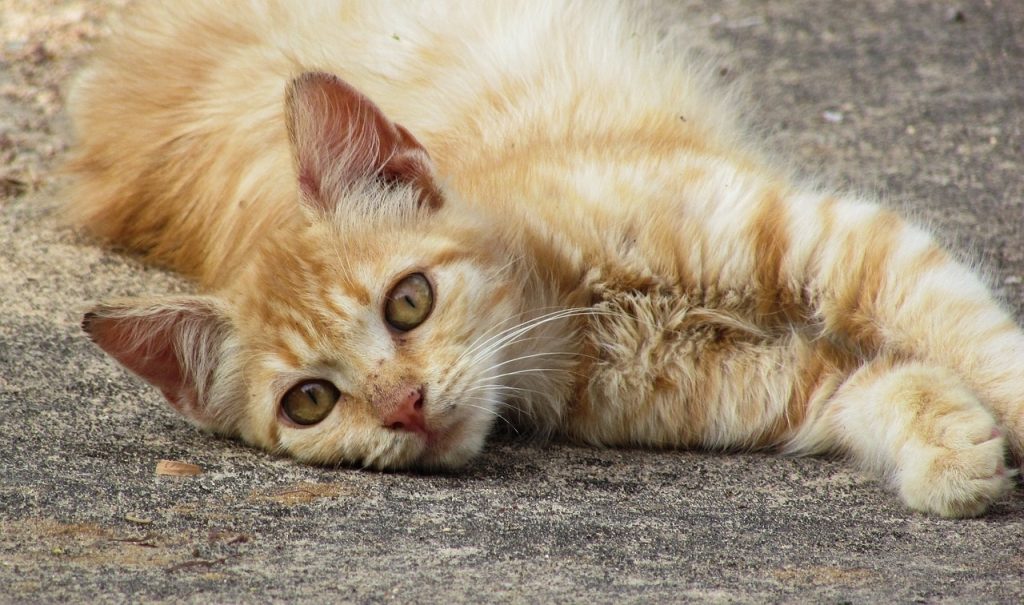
top-left (897, 414), bottom-right (1013, 518)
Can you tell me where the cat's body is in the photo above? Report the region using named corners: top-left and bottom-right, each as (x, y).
top-left (67, 1), bottom-right (1024, 517)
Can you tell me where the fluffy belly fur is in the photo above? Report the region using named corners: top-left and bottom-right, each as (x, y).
top-left (571, 283), bottom-right (833, 451)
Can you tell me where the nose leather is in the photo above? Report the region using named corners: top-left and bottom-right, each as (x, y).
top-left (381, 386), bottom-right (429, 437)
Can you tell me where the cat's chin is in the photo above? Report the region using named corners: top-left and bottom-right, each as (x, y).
top-left (412, 418), bottom-right (487, 470)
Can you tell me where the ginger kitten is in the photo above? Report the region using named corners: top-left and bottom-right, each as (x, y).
top-left (66, 1), bottom-right (1024, 517)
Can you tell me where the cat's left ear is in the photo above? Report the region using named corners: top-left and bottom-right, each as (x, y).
top-left (81, 296), bottom-right (242, 435)
top-left (285, 71), bottom-right (444, 213)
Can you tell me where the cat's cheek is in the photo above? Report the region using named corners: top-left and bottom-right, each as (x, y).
top-left (231, 396), bottom-right (281, 453)
top-left (268, 415), bottom-right (425, 469)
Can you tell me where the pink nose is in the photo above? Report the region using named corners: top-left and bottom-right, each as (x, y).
top-left (381, 386), bottom-right (429, 437)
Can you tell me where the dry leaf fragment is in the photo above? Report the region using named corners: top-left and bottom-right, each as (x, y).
top-left (155, 459), bottom-right (203, 477)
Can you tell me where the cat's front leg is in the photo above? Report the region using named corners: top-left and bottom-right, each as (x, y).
top-left (769, 192), bottom-right (1024, 458)
top-left (804, 356), bottom-right (1012, 517)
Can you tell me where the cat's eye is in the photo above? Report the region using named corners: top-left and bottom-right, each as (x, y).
top-left (281, 379), bottom-right (341, 426)
top-left (384, 272), bottom-right (434, 331)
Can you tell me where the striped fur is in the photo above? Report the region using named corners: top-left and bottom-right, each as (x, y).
top-left (67, 1), bottom-right (1024, 517)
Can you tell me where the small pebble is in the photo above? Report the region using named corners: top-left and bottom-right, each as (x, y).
top-left (822, 110), bottom-right (844, 124)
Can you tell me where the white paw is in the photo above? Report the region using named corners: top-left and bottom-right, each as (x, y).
top-left (897, 416), bottom-right (1012, 518)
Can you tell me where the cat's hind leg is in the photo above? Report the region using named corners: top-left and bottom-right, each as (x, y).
top-left (793, 357), bottom-right (1013, 518)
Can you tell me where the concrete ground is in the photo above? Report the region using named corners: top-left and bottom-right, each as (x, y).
top-left (2, 1), bottom-right (1022, 602)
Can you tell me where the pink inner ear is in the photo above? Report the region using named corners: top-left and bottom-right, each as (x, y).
top-left (82, 301), bottom-right (223, 426)
top-left (87, 313), bottom-right (192, 408)
top-left (383, 124), bottom-right (444, 210)
top-left (285, 71), bottom-right (443, 211)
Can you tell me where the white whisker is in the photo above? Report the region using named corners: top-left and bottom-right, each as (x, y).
top-left (465, 307), bottom-right (611, 367)
top-left (463, 383), bottom-right (549, 400)
top-left (460, 307), bottom-right (583, 361)
top-left (477, 350), bottom-right (582, 372)
top-left (459, 400), bottom-right (520, 433)
top-left (470, 366), bottom-right (585, 386)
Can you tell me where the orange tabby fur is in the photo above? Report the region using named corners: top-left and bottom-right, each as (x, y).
top-left (67, 1), bottom-right (1024, 517)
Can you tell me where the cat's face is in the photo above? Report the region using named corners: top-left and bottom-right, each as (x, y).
top-left (82, 72), bottom-right (542, 469)
top-left (229, 191), bottom-right (526, 469)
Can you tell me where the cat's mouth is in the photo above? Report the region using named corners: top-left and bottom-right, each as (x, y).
top-left (376, 383), bottom-right (498, 469)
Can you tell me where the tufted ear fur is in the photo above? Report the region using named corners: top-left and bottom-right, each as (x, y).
top-left (82, 296), bottom-right (241, 434)
top-left (284, 71), bottom-right (444, 213)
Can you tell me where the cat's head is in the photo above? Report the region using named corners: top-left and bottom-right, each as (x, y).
top-left (82, 73), bottom-right (564, 469)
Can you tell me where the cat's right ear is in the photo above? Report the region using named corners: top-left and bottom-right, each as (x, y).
top-left (284, 71), bottom-right (444, 214)
top-left (82, 296), bottom-right (242, 435)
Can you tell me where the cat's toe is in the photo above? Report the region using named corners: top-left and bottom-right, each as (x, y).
top-left (897, 430), bottom-right (1011, 518)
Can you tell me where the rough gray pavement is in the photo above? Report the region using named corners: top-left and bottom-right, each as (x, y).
top-left (2, 1), bottom-right (1023, 602)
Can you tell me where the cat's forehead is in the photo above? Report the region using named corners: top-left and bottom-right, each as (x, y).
top-left (240, 213), bottom-right (499, 364)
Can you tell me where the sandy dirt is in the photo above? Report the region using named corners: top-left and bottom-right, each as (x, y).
top-left (2, 1), bottom-right (1023, 602)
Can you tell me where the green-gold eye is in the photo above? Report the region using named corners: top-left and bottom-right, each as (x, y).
top-left (385, 272), bottom-right (434, 331)
top-left (281, 379), bottom-right (340, 426)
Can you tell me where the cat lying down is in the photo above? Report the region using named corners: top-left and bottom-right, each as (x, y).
top-left (67, 1), bottom-right (1023, 518)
